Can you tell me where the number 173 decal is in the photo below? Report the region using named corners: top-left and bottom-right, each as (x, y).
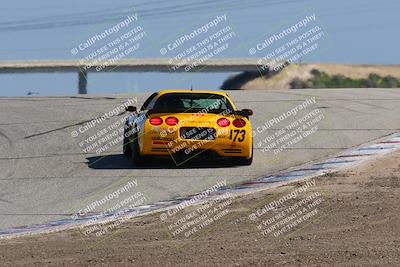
top-left (229, 129), bottom-right (246, 142)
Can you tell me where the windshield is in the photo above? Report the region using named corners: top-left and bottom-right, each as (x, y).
top-left (152, 93), bottom-right (234, 114)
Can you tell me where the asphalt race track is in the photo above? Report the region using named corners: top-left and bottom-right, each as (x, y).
top-left (0, 88), bottom-right (399, 230)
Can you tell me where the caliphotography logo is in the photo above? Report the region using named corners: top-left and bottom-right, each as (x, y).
top-left (0, 1), bottom-right (400, 266)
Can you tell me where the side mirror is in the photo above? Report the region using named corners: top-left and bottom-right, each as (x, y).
top-left (242, 109), bottom-right (253, 116)
top-left (126, 106), bottom-right (137, 112)
top-left (235, 109), bottom-right (253, 118)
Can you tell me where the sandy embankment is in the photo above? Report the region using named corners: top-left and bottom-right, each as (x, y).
top-left (1, 151), bottom-right (400, 266)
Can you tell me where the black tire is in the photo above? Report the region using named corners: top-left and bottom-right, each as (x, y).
top-left (234, 144), bottom-right (253, 166)
top-left (234, 156), bottom-right (253, 166)
top-left (123, 136), bottom-right (132, 157)
top-left (130, 133), bottom-right (144, 166)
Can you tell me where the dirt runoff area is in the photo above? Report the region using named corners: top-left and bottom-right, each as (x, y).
top-left (1, 151), bottom-right (400, 266)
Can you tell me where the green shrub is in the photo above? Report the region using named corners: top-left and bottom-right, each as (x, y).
top-left (290, 69), bottom-right (400, 89)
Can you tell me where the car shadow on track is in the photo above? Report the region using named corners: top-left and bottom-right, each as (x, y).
top-left (86, 154), bottom-right (242, 169)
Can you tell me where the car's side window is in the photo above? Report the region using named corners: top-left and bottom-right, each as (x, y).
top-left (140, 92), bottom-right (158, 111)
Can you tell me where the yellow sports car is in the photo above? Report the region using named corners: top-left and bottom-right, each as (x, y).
top-left (123, 90), bottom-right (253, 166)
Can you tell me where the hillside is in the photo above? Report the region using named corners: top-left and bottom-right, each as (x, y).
top-left (222, 64), bottom-right (400, 90)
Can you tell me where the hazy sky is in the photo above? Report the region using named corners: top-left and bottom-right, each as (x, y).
top-left (0, 0), bottom-right (399, 96)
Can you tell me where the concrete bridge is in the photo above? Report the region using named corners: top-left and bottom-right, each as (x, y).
top-left (0, 59), bottom-right (274, 94)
